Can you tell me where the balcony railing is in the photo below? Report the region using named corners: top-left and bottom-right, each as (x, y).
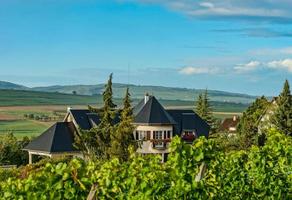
top-left (150, 139), bottom-right (171, 149)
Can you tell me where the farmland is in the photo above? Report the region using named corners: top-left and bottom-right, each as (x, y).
top-left (0, 89), bottom-right (248, 138)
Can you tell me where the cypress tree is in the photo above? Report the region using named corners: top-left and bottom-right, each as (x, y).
top-left (195, 94), bottom-right (204, 117)
top-left (98, 73), bottom-right (117, 158)
top-left (195, 90), bottom-right (217, 134)
top-left (74, 74), bottom-right (117, 159)
top-left (109, 88), bottom-right (136, 161)
top-left (272, 80), bottom-right (292, 136)
top-left (101, 73), bottom-right (117, 126)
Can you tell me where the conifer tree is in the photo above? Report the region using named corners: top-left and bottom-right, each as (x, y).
top-left (195, 94), bottom-right (204, 117)
top-left (237, 96), bottom-right (269, 148)
top-left (109, 88), bottom-right (136, 161)
top-left (272, 80), bottom-right (292, 136)
top-left (98, 73), bottom-right (117, 158)
top-left (74, 74), bottom-right (117, 159)
top-left (195, 90), bottom-right (217, 133)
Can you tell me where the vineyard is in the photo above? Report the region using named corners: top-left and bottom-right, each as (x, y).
top-left (0, 129), bottom-right (291, 199)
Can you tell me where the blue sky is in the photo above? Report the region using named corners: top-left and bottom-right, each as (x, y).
top-left (1, 0), bottom-right (292, 95)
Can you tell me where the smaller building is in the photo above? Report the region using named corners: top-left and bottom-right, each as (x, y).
top-left (23, 122), bottom-right (82, 164)
top-left (220, 116), bottom-right (240, 133)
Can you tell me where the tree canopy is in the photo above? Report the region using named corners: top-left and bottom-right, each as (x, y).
top-left (272, 79), bottom-right (292, 136)
top-left (237, 96), bottom-right (270, 148)
top-left (195, 90), bottom-right (217, 133)
top-left (74, 74), bottom-right (135, 161)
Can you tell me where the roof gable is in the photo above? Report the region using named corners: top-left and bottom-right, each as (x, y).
top-left (134, 96), bottom-right (176, 125)
top-left (69, 109), bottom-right (100, 130)
top-left (167, 109), bottom-right (210, 137)
top-left (24, 122), bottom-right (78, 153)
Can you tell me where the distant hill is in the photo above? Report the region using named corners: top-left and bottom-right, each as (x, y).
top-left (32, 83), bottom-right (257, 104)
top-left (0, 81), bottom-right (27, 90)
top-left (0, 89), bottom-right (248, 112)
top-left (0, 80), bottom-right (258, 104)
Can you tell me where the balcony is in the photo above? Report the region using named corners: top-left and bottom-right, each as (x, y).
top-left (150, 139), bottom-right (171, 150)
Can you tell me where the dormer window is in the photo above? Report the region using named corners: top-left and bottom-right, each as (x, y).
top-left (182, 131), bottom-right (197, 143)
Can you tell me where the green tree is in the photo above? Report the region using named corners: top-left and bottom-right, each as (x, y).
top-left (272, 80), bottom-right (292, 136)
top-left (75, 74), bottom-right (117, 159)
top-left (195, 94), bottom-right (203, 117)
top-left (109, 88), bottom-right (136, 161)
top-left (237, 96), bottom-right (269, 148)
top-left (0, 132), bottom-right (30, 166)
top-left (195, 90), bottom-right (217, 134)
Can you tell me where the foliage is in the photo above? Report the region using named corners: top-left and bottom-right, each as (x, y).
top-left (1, 129), bottom-right (291, 199)
top-left (75, 75), bottom-right (135, 161)
top-left (237, 96), bottom-right (270, 149)
top-left (195, 90), bottom-right (218, 133)
top-left (272, 79), bottom-right (292, 136)
top-left (0, 132), bottom-right (30, 166)
top-left (108, 88), bottom-right (136, 161)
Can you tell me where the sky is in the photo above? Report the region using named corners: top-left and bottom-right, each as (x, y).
top-left (1, 0), bottom-right (292, 96)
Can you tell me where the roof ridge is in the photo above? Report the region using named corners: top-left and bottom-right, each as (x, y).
top-left (146, 96), bottom-right (154, 123)
top-left (49, 123), bottom-right (59, 153)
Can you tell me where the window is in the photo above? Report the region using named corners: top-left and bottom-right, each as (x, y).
top-left (135, 130), bottom-right (151, 141)
top-left (165, 130), bottom-right (172, 139)
top-left (153, 131), bottom-right (163, 148)
top-left (184, 131), bottom-right (196, 136)
top-left (153, 131), bottom-right (163, 140)
top-left (182, 131), bottom-right (197, 142)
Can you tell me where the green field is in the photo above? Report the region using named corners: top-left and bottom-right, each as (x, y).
top-left (0, 89), bottom-right (100, 106)
top-left (0, 89), bottom-right (249, 138)
top-left (0, 89), bottom-right (249, 111)
top-left (0, 120), bottom-right (51, 138)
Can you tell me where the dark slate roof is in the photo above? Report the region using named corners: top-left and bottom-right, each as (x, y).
top-left (87, 113), bottom-right (100, 128)
top-left (167, 109), bottom-right (210, 137)
top-left (69, 109), bottom-right (100, 130)
top-left (133, 96), bottom-right (176, 125)
top-left (23, 122), bottom-right (78, 153)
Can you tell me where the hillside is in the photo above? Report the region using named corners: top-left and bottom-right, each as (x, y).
top-left (32, 83), bottom-right (257, 104)
top-left (0, 81), bottom-right (27, 90)
top-left (0, 80), bottom-right (258, 104)
top-left (0, 89), bottom-right (248, 112)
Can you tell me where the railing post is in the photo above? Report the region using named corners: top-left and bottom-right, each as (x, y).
top-left (29, 152), bottom-right (33, 164)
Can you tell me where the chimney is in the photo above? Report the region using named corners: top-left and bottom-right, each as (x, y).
top-left (67, 107), bottom-right (72, 113)
top-left (144, 93), bottom-right (150, 104)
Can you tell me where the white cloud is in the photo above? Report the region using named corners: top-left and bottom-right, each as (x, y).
top-left (267, 59), bottom-right (292, 72)
top-left (179, 66), bottom-right (219, 75)
top-left (121, 0), bottom-right (292, 22)
top-left (233, 59), bottom-right (292, 74)
top-left (250, 47), bottom-right (292, 56)
top-left (234, 61), bottom-right (261, 73)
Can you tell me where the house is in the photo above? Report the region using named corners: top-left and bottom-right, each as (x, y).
top-left (258, 97), bottom-right (278, 133)
top-left (24, 94), bottom-right (210, 163)
top-left (220, 116), bottom-right (240, 133)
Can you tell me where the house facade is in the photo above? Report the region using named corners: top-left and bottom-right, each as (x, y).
top-left (24, 94), bottom-right (210, 163)
top-left (220, 116), bottom-right (240, 133)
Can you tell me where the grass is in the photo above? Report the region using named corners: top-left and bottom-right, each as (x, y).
top-left (0, 89), bottom-right (100, 106)
top-left (0, 120), bottom-right (52, 138)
